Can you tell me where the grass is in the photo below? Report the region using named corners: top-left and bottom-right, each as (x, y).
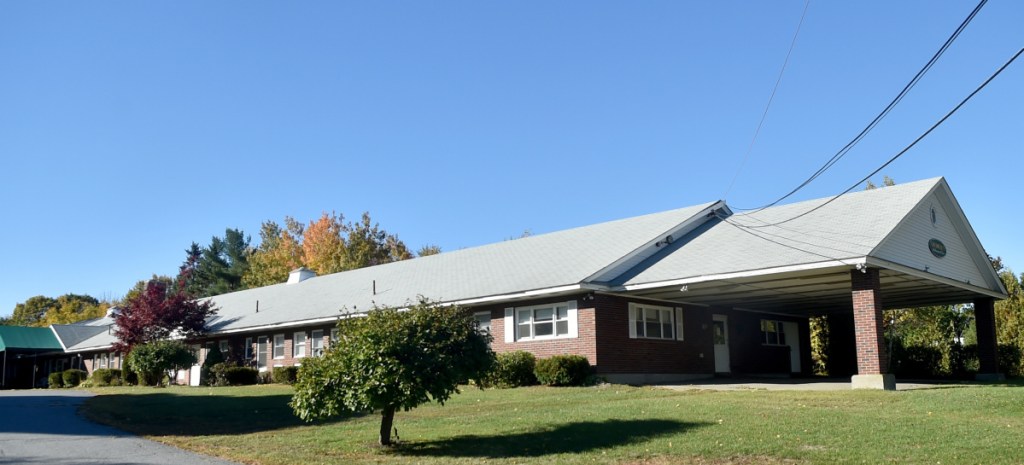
top-left (81, 380), bottom-right (1024, 465)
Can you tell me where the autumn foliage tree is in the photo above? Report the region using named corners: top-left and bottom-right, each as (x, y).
top-left (112, 279), bottom-right (217, 353)
top-left (243, 211), bottom-right (418, 286)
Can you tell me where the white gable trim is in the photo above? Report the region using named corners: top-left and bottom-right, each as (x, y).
top-left (865, 256), bottom-right (1005, 299)
top-left (870, 179), bottom-right (1004, 295)
top-left (618, 259), bottom-right (863, 292)
top-left (584, 201), bottom-right (729, 284)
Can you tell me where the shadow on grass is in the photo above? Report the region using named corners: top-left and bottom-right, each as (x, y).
top-left (83, 391), bottom-right (355, 436)
top-left (396, 419), bottom-right (705, 458)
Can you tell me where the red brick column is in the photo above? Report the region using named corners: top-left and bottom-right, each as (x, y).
top-left (974, 297), bottom-right (999, 375)
top-left (851, 268), bottom-right (887, 375)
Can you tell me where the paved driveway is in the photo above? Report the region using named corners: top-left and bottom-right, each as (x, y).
top-left (0, 389), bottom-right (238, 465)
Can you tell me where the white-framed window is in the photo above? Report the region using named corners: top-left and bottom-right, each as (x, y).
top-left (219, 340), bottom-right (229, 357)
top-left (244, 337), bottom-right (253, 360)
top-left (99, 353), bottom-right (108, 369)
top-left (311, 330), bottom-right (324, 356)
top-left (330, 328), bottom-right (339, 345)
top-left (506, 301), bottom-right (578, 341)
top-left (473, 311), bottom-right (492, 334)
top-left (273, 334), bottom-right (285, 359)
top-left (628, 303), bottom-right (683, 341)
top-left (293, 332), bottom-right (307, 358)
top-left (761, 320), bottom-right (786, 345)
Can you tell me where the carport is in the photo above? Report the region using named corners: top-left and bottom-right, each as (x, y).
top-left (0, 326), bottom-right (65, 389)
top-left (617, 178), bottom-right (1007, 389)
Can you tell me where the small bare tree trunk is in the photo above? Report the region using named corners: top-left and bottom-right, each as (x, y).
top-left (379, 406), bottom-right (396, 446)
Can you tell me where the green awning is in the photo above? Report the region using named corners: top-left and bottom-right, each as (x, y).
top-left (0, 326), bottom-right (63, 352)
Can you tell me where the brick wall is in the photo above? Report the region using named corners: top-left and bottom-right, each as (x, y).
top-left (592, 294), bottom-right (713, 375)
top-left (851, 268), bottom-right (887, 374)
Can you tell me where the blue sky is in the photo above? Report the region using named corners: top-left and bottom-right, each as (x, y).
top-left (1, 1), bottom-right (1021, 316)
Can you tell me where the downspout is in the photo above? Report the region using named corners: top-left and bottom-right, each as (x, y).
top-left (2, 350), bottom-right (6, 388)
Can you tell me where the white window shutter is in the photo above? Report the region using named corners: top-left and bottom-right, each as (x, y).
top-left (567, 300), bottom-right (579, 338)
top-left (504, 308), bottom-right (515, 343)
top-left (675, 307), bottom-right (684, 341)
top-left (628, 305), bottom-right (638, 339)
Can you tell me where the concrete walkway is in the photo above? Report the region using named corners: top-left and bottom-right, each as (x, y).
top-left (0, 389), bottom-right (238, 465)
top-left (661, 377), bottom-right (967, 391)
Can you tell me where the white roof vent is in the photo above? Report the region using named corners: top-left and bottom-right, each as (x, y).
top-left (287, 267), bottom-right (316, 284)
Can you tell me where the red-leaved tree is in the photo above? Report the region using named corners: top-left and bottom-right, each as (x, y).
top-left (112, 279), bottom-right (217, 353)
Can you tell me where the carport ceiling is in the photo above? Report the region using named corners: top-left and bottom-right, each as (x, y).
top-left (623, 266), bottom-right (984, 315)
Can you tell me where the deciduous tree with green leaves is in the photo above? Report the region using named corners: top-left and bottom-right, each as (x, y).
top-left (290, 299), bottom-right (494, 446)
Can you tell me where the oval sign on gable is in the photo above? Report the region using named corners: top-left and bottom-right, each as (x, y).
top-left (928, 239), bottom-right (946, 258)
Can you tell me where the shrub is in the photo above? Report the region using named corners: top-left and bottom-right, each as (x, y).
top-left (127, 340), bottom-right (197, 386)
top-left (62, 369), bottom-right (88, 388)
top-left (48, 372), bottom-right (64, 389)
top-left (90, 368), bottom-right (123, 387)
top-left (482, 351), bottom-right (537, 388)
top-left (534, 355), bottom-right (592, 386)
top-left (998, 344), bottom-right (1022, 378)
top-left (201, 346), bottom-right (226, 386)
top-left (272, 366), bottom-right (298, 384)
top-left (223, 366), bottom-right (260, 386)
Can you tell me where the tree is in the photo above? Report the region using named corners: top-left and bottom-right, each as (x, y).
top-left (112, 279), bottom-right (217, 353)
top-left (244, 219), bottom-right (305, 288)
top-left (344, 212), bottom-right (411, 269)
top-left (38, 294), bottom-right (109, 326)
top-left (126, 340), bottom-right (197, 386)
top-left (9, 295), bottom-right (57, 326)
top-left (302, 212), bottom-right (348, 275)
top-left (8, 294), bottom-right (110, 327)
top-left (178, 228), bottom-right (252, 298)
top-left (290, 299), bottom-right (494, 446)
top-left (416, 244), bottom-right (442, 257)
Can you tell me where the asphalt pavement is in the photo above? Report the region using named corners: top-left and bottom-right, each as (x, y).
top-left (0, 389), bottom-right (238, 465)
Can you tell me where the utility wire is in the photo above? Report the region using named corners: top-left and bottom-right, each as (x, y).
top-left (722, 0), bottom-right (812, 200)
top-left (739, 47), bottom-right (1024, 229)
top-left (732, 0), bottom-right (988, 212)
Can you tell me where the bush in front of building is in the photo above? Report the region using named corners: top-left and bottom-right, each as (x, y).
top-left (534, 355), bottom-right (592, 386)
top-left (48, 372), bottom-right (64, 388)
top-left (61, 369), bottom-right (88, 388)
top-left (272, 366), bottom-right (298, 384)
top-left (89, 369), bottom-right (123, 387)
top-left (223, 366), bottom-right (260, 385)
top-left (481, 351), bottom-right (537, 388)
top-left (201, 346), bottom-right (226, 386)
top-left (126, 340), bottom-right (197, 386)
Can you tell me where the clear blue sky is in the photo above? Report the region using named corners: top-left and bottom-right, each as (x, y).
top-left (1, 1), bottom-right (1021, 316)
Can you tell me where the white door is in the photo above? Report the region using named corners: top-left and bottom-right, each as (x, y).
top-left (713, 315), bottom-right (730, 373)
top-left (257, 336), bottom-right (269, 371)
top-left (784, 321), bottom-right (801, 373)
top-left (188, 345), bottom-right (202, 386)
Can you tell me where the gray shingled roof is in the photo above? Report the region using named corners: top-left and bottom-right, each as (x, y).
top-left (201, 201), bottom-right (718, 333)
top-left (619, 178), bottom-right (942, 286)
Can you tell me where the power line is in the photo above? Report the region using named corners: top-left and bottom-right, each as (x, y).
top-left (739, 47), bottom-right (1024, 229)
top-left (732, 0), bottom-right (988, 212)
top-left (722, 0), bottom-right (812, 200)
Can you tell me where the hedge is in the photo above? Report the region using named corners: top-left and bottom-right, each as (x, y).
top-left (272, 366), bottom-right (298, 384)
top-left (481, 351), bottom-right (537, 388)
top-left (534, 355), bottom-right (592, 386)
top-left (62, 369), bottom-right (88, 388)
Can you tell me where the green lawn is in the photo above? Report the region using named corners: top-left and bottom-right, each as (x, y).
top-left (82, 381), bottom-right (1024, 465)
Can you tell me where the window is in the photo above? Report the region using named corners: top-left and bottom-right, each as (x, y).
top-left (473, 312), bottom-right (491, 334)
top-left (629, 303), bottom-right (678, 340)
top-left (761, 320), bottom-right (786, 345)
top-left (330, 328), bottom-right (339, 344)
top-left (311, 330), bottom-right (324, 356)
top-left (257, 336), bottom-right (268, 371)
top-left (99, 353), bottom-right (108, 369)
top-left (219, 340), bottom-right (229, 357)
top-left (516, 304), bottom-right (570, 340)
top-left (244, 337), bottom-right (253, 360)
top-left (293, 332), bottom-right (307, 358)
top-left (273, 334), bottom-right (285, 359)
